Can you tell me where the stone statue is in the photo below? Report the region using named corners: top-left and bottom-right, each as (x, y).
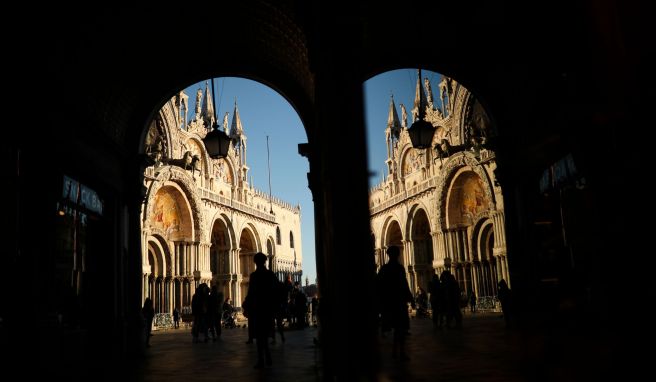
top-left (400, 103), bottom-right (407, 128)
top-left (435, 139), bottom-right (452, 160)
top-left (195, 88), bottom-right (203, 116)
top-left (166, 151), bottom-right (197, 173)
top-left (223, 112), bottom-right (230, 132)
top-left (424, 78), bottom-right (434, 107)
top-left (439, 76), bottom-right (450, 113)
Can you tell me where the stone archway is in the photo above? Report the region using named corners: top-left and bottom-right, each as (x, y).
top-left (444, 169), bottom-right (491, 294)
top-left (146, 239), bottom-right (165, 313)
top-left (410, 208), bottom-right (434, 293)
top-left (210, 216), bottom-right (234, 302)
top-left (145, 182), bottom-right (195, 312)
top-left (471, 219), bottom-right (498, 298)
top-left (383, 219), bottom-right (404, 265)
top-left (238, 226), bottom-right (259, 304)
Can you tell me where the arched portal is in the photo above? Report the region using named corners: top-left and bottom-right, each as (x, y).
top-left (210, 216), bottom-right (233, 301)
top-left (472, 220), bottom-right (498, 298)
top-left (146, 239), bottom-right (164, 312)
top-left (238, 226), bottom-right (259, 303)
top-left (445, 170), bottom-right (491, 294)
top-left (266, 237), bottom-right (277, 279)
top-left (146, 183), bottom-right (194, 314)
top-left (383, 220), bottom-right (404, 265)
top-left (446, 171), bottom-right (489, 229)
top-left (410, 208), bottom-right (433, 293)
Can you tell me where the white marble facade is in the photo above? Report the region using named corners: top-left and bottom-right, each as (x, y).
top-left (369, 72), bottom-right (509, 299)
top-left (140, 83), bottom-right (302, 315)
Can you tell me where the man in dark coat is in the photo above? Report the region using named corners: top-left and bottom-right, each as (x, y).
top-left (377, 246), bottom-right (415, 361)
top-left (243, 252), bottom-right (279, 368)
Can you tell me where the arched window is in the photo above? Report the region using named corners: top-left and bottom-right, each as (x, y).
top-left (290, 231), bottom-right (295, 248)
top-left (276, 227), bottom-right (281, 245)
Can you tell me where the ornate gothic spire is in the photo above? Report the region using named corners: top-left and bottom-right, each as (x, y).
top-left (387, 95), bottom-right (401, 138)
top-left (201, 81), bottom-right (215, 128)
top-left (230, 99), bottom-right (247, 167)
top-left (412, 69), bottom-right (428, 121)
top-left (230, 99), bottom-right (244, 138)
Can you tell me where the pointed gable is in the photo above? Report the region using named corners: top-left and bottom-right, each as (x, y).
top-left (230, 100), bottom-right (244, 138)
top-left (201, 81), bottom-right (215, 128)
top-left (387, 95), bottom-right (401, 137)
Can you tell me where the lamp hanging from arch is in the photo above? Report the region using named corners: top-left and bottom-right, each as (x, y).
top-left (202, 78), bottom-right (231, 159)
top-left (407, 68), bottom-right (436, 149)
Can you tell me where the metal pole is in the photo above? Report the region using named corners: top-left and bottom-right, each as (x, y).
top-left (267, 135), bottom-right (273, 215)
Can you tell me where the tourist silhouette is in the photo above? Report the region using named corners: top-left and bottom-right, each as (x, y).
top-left (441, 270), bottom-right (462, 329)
top-left (172, 307), bottom-right (180, 329)
top-left (242, 252), bottom-right (279, 368)
top-left (498, 279), bottom-right (513, 327)
top-left (208, 285), bottom-right (223, 341)
top-left (469, 291), bottom-right (477, 314)
top-left (271, 279), bottom-right (287, 344)
top-left (142, 297), bottom-right (155, 348)
top-left (377, 245), bottom-right (415, 361)
top-left (497, 279), bottom-right (512, 327)
top-left (428, 273), bottom-right (444, 329)
top-left (191, 283), bottom-right (209, 343)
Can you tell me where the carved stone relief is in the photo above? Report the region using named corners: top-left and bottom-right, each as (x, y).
top-left (144, 166), bottom-right (206, 242)
top-left (434, 152), bottom-right (496, 229)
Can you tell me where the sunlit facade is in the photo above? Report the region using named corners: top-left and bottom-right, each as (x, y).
top-left (140, 83), bottom-right (302, 321)
top-left (369, 73), bottom-right (509, 298)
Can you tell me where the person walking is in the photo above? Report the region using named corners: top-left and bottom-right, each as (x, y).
top-left (173, 307), bottom-right (180, 329)
top-left (191, 283), bottom-right (210, 343)
top-left (428, 273), bottom-right (443, 329)
top-left (243, 252), bottom-right (278, 368)
top-left (377, 246), bottom-right (415, 361)
top-left (469, 291), bottom-right (477, 314)
top-left (208, 285), bottom-right (223, 341)
top-left (498, 279), bottom-right (513, 327)
top-left (142, 297), bottom-right (155, 348)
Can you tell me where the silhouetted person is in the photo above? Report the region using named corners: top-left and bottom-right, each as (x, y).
top-left (191, 283), bottom-right (209, 343)
top-left (284, 275), bottom-right (294, 325)
top-left (243, 252), bottom-right (278, 368)
top-left (208, 285), bottom-right (223, 341)
top-left (469, 291), bottom-right (477, 314)
top-left (245, 301), bottom-right (254, 344)
top-left (428, 273), bottom-right (443, 329)
top-left (173, 307), bottom-right (180, 329)
top-left (377, 246), bottom-right (415, 361)
top-left (293, 282), bottom-right (307, 329)
top-left (223, 297), bottom-right (233, 314)
top-left (441, 270), bottom-right (462, 329)
top-left (416, 287), bottom-right (428, 317)
top-left (142, 297), bottom-right (155, 348)
top-left (222, 297), bottom-right (236, 329)
top-left (498, 279), bottom-right (513, 327)
top-left (311, 296), bottom-right (319, 326)
top-left (272, 279), bottom-right (287, 344)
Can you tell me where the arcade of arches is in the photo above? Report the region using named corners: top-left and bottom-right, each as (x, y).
top-left (140, 83), bottom-right (303, 316)
top-left (370, 74), bottom-right (509, 298)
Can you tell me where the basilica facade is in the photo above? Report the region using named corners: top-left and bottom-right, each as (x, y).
top-left (369, 73), bottom-right (509, 299)
top-left (140, 83), bottom-right (303, 317)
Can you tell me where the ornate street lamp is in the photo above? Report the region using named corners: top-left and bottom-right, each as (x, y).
top-left (202, 78), bottom-right (231, 158)
top-left (407, 68), bottom-right (435, 149)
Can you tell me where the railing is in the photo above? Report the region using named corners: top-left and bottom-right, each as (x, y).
top-left (476, 296), bottom-right (500, 312)
top-left (370, 177), bottom-right (438, 215)
top-left (154, 312), bottom-right (173, 329)
top-left (252, 188), bottom-right (300, 213)
top-left (200, 188), bottom-right (277, 222)
top-left (144, 167), bottom-right (155, 179)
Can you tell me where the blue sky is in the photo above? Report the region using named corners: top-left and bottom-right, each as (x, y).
top-left (364, 69), bottom-right (445, 187)
top-left (185, 69), bottom-right (442, 285)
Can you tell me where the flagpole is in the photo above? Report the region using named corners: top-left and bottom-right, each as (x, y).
top-left (267, 135), bottom-right (274, 215)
